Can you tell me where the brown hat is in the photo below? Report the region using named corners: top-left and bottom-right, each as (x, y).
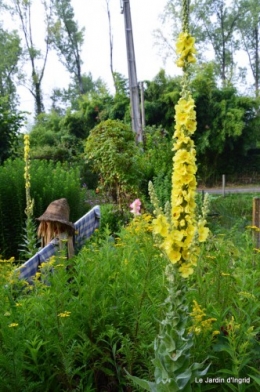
top-left (36, 198), bottom-right (74, 229)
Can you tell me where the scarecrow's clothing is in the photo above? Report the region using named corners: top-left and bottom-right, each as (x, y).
top-left (16, 205), bottom-right (100, 281)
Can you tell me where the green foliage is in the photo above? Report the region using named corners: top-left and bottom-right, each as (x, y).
top-left (0, 98), bottom-right (25, 164)
top-left (187, 228), bottom-right (260, 387)
top-left (0, 159), bottom-right (87, 259)
top-left (191, 65), bottom-right (260, 184)
top-left (29, 111), bottom-right (83, 161)
top-left (0, 27), bottom-right (21, 103)
top-left (0, 192), bottom-right (260, 390)
top-left (142, 126), bottom-right (173, 204)
top-left (207, 193), bottom-right (254, 233)
top-left (19, 211), bottom-right (39, 261)
top-left (51, 72), bottom-right (110, 113)
top-left (144, 70), bottom-right (181, 132)
top-left (0, 217), bottom-right (166, 391)
top-left (85, 119), bottom-right (140, 207)
top-left (128, 265), bottom-right (210, 392)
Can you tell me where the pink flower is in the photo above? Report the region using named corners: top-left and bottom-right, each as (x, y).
top-left (130, 199), bottom-right (141, 215)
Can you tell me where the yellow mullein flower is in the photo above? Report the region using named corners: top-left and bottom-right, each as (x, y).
top-left (198, 224), bottom-right (210, 242)
top-left (148, 16), bottom-right (209, 280)
top-left (176, 32), bottom-right (196, 67)
top-left (179, 263), bottom-right (194, 278)
top-left (185, 119), bottom-right (197, 134)
top-left (167, 248), bottom-right (182, 264)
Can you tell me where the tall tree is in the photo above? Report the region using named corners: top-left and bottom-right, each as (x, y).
top-left (50, 72), bottom-right (108, 113)
top-left (237, 0), bottom-right (260, 97)
top-left (193, 0), bottom-right (241, 86)
top-left (104, 0), bottom-right (117, 93)
top-left (0, 26), bottom-right (21, 107)
top-left (50, 0), bottom-right (85, 94)
top-left (11, 0), bottom-right (52, 116)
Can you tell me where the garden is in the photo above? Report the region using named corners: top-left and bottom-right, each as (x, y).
top-left (1, 0), bottom-right (260, 390)
top-left (1, 171), bottom-right (260, 391)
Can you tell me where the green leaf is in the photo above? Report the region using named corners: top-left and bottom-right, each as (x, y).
top-left (249, 375), bottom-right (260, 386)
top-left (176, 368), bottom-right (192, 389)
top-left (125, 370), bottom-right (156, 391)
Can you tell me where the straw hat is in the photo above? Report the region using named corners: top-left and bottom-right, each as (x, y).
top-left (36, 198), bottom-right (74, 229)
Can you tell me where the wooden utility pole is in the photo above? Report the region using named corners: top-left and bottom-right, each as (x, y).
top-left (140, 81), bottom-right (146, 129)
top-left (121, 0), bottom-right (143, 143)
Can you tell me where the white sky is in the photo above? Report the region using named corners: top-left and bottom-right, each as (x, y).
top-left (16, 0), bottom-right (178, 119)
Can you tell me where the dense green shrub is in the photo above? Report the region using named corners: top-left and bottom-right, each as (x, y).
top-left (85, 119), bottom-right (141, 208)
top-left (136, 126), bottom-right (173, 205)
top-left (0, 159), bottom-right (88, 260)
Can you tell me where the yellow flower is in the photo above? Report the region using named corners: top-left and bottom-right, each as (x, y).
top-left (168, 248), bottom-right (182, 264)
top-left (176, 32), bottom-right (196, 67)
top-left (185, 118), bottom-right (197, 134)
top-left (148, 19), bottom-right (207, 279)
top-left (58, 311), bottom-right (71, 318)
top-left (153, 214), bottom-right (169, 237)
top-left (179, 262), bottom-right (194, 278)
top-left (221, 272), bottom-right (231, 277)
top-left (189, 301), bottom-right (216, 335)
top-left (198, 225), bottom-right (209, 242)
top-left (9, 323), bottom-right (19, 328)
top-left (176, 58), bottom-right (185, 67)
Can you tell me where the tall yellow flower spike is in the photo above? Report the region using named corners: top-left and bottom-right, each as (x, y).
top-left (149, 2), bottom-right (209, 278)
top-left (24, 134), bottom-right (34, 216)
top-left (176, 32), bottom-right (196, 68)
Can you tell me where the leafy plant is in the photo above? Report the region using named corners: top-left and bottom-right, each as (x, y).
top-left (85, 119), bottom-right (141, 208)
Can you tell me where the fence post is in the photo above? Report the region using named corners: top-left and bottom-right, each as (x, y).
top-left (253, 197), bottom-right (260, 248)
top-left (222, 174), bottom-right (226, 197)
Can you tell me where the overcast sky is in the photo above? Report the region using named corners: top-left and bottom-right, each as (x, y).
top-left (17, 0), bottom-right (178, 118)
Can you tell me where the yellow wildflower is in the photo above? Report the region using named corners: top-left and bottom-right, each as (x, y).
top-left (153, 214), bottom-right (169, 237)
top-left (58, 311), bottom-right (71, 318)
top-left (9, 323), bottom-right (19, 328)
top-left (221, 272), bottom-right (231, 277)
top-left (189, 301), bottom-right (217, 335)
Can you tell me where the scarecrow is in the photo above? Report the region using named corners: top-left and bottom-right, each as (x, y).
top-left (16, 201), bottom-right (100, 282)
top-left (36, 198), bottom-right (75, 259)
